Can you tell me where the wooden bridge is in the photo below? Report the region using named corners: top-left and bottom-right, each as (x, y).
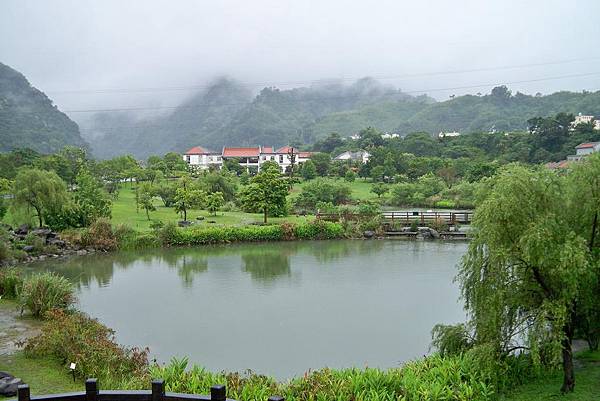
top-left (316, 210), bottom-right (473, 226)
top-left (381, 211), bottom-right (473, 226)
top-left (13, 379), bottom-right (284, 401)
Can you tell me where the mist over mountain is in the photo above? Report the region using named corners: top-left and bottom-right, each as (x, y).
top-left (3, 61), bottom-right (600, 160)
top-left (84, 77), bottom-right (433, 159)
top-left (0, 62), bottom-right (87, 153)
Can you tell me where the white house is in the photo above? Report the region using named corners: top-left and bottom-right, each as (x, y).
top-left (574, 113), bottom-right (595, 126)
top-left (183, 145), bottom-right (312, 172)
top-left (333, 150), bottom-right (371, 163)
top-left (438, 131), bottom-right (461, 138)
top-left (381, 133), bottom-right (400, 139)
top-left (183, 146), bottom-right (222, 169)
top-left (575, 142), bottom-right (600, 156)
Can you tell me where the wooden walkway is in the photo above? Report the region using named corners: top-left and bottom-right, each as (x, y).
top-left (381, 211), bottom-right (473, 226)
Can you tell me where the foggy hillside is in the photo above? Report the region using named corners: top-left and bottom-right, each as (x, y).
top-left (0, 62), bottom-right (87, 153)
top-left (84, 77), bottom-right (433, 159)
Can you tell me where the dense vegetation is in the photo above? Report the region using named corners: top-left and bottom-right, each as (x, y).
top-left (0, 62), bottom-right (87, 153)
top-left (84, 79), bottom-right (600, 159)
top-left (434, 155), bottom-right (600, 393)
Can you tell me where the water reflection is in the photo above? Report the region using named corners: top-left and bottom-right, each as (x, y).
top-left (29, 240), bottom-right (391, 288)
top-left (29, 240), bottom-right (468, 379)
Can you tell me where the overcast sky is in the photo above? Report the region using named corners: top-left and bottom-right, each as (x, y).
top-left (2, 0), bottom-right (600, 117)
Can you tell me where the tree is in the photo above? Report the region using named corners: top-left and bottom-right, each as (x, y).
top-left (294, 179), bottom-right (351, 211)
top-left (301, 160), bottom-right (317, 180)
top-left (457, 163), bottom-right (600, 393)
top-left (239, 162), bottom-right (288, 223)
top-left (155, 181), bottom-right (177, 207)
top-left (205, 192), bottom-right (225, 216)
top-left (0, 178), bottom-right (10, 219)
top-left (173, 177), bottom-right (205, 222)
top-left (370, 166), bottom-right (385, 182)
top-left (13, 169), bottom-right (69, 227)
top-left (371, 183), bottom-right (389, 198)
top-left (344, 170), bottom-right (356, 182)
top-left (74, 168), bottom-right (112, 226)
top-left (137, 183), bottom-right (156, 220)
top-left (310, 153), bottom-right (331, 177)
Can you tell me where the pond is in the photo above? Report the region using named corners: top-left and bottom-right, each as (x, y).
top-left (31, 240), bottom-right (467, 379)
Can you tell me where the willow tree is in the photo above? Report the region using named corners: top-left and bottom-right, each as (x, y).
top-left (459, 162), bottom-right (599, 393)
top-left (13, 168), bottom-right (69, 227)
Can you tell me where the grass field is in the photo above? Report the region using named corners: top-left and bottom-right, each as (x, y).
top-left (110, 179), bottom-right (376, 231)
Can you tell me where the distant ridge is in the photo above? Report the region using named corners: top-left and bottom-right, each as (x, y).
top-left (0, 62), bottom-right (87, 153)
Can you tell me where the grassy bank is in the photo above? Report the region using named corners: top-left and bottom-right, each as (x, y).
top-left (1, 350), bottom-right (599, 400)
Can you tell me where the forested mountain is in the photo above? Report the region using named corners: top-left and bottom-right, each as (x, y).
top-left (0, 62), bottom-right (87, 153)
top-left (86, 78), bottom-right (252, 159)
top-left (85, 78), bottom-right (431, 159)
top-left (394, 87), bottom-right (600, 134)
top-left (85, 79), bottom-right (600, 159)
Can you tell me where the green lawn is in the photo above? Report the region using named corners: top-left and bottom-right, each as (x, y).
top-left (110, 179), bottom-right (378, 231)
top-left (0, 353), bottom-right (83, 397)
top-left (500, 350), bottom-right (600, 401)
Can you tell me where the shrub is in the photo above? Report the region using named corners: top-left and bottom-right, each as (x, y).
top-left (80, 218), bottom-right (118, 251)
top-left (23, 232), bottom-right (46, 254)
top-left (0, 240), bottom-right (10, 264)
top-left (19, 272), bottom-right (75, 317)
top-left (25, 309), bottom-right (149, 388)
top-left (156, 221), bottom-right (179, 246)
top-left (294, 220), bottom-right (345, 240)
top-left (294, 179), bottom-right (351, 211)
top-left (0, 267), bottom-right (23, 299)
top-left (151, 354), bottom-right (495, 401)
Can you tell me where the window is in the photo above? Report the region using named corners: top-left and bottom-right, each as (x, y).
top-left (185, 155), bottom-right (190, 163)
top-left (270, 156), bottom-right (275, 161)
top-left (279, 155), bottom-right (284, 163)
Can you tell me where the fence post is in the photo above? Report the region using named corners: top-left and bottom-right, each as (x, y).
top-left (268, 397), bottom-right (285, 401)
top-left (17, 385), bottom-right (30, 401)
top-left (86, 379), bottom-right (98, 401)
top-left (152, 380), bottom-right (165, 401)
top-left (210, 385), bottom-right (226, 401)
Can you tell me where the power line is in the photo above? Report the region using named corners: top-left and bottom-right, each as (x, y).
top-left (47, 56), bottom-right (600, 96)
top-left (64, 71), bottom-right (600, 116)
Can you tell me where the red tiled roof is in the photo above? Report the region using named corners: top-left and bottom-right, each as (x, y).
top-left (546, 160), bottom-right (571, 169)
top-left (575, 142), bottom-right (599, 149)
top-left (262, 146), bottom-right (274, 153)
top-left (185, 146), bottom-right (212, 155)
top-left (298, 152), bottom-right (313, 158)
top-left (222, 147), bottom-right (260, 157)
top-left (276, 146), bottom-right (299, 154)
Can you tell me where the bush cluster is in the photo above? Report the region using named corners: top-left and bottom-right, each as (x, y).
top-left (25, 309), bottom-right (149, 388)
top-left (0, 267), bottom-right (22, 298)
top-left (150, 354), bottom-right (495, 401)
top-left (157, 221), bottom-right (346, 246)
top-left (18, 272), bottom-right (75, 317)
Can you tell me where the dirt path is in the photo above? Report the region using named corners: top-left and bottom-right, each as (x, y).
top-left (0, 301), bottom-right (40, 355)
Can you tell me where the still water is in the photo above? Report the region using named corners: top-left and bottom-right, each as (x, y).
top-left (32, 240), bottom-right (467, 379)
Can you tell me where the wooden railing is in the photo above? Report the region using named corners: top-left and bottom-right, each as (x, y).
top-left (381, 211), bottom-right (473, 226)
top-left (13, 379), bottom-right (283, 401)
top-left (316, 211), bottom-right (473, 225)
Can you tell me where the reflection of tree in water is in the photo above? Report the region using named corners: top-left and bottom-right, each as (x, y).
top-left (241, 251), bottom-right (291, 283)
top-left (297, 240), bottom-right (384, 263)
top-left (171, 255), bottom-right (208, 287)
top-left (31, 254), bottom-right (116, 289)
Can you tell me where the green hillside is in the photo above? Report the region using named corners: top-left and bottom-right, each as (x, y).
top-left (0, 62), bottom-right (87, 153)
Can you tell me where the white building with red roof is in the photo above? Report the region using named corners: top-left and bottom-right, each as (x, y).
top-left (183, 145), bottom-right (313, 172)
top-left (575, 142), bottom-right (600, 157)
top-left (183, 146), bottom-right (222, 169)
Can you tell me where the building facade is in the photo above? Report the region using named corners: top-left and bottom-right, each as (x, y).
top-left (183, 145), bottom-right (312, 171)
